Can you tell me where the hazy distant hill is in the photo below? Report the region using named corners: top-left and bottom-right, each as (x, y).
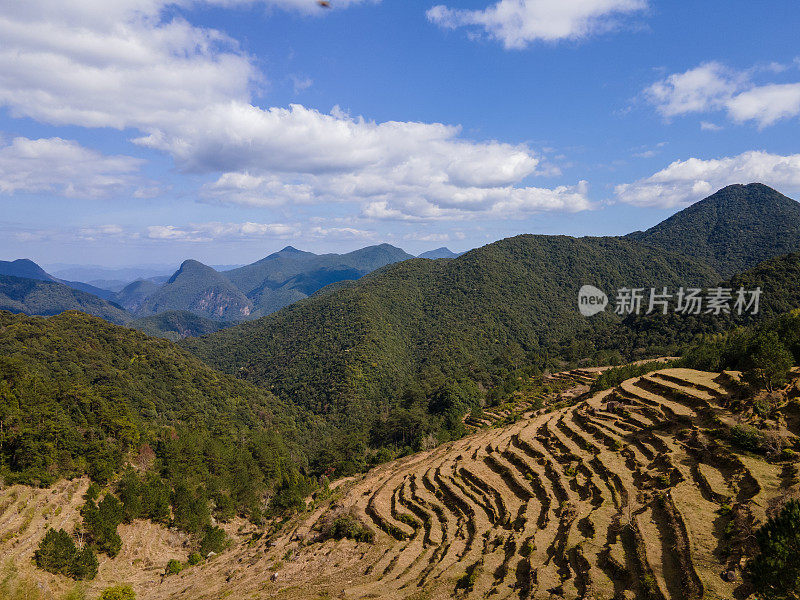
top-left (225, 244), bottom-right (414, 315)
top-left (418, 247), bottom-right (462, 259)
top-left (0, 274), bottom-right (130, 324)
top-left (628, 183), bottom-right (800, 277)
top-left (112, 279), bottom-right (163, 312)
top-left (135, 259), bottom-right (253, 321)
top-left (0, 258), bottom-right (115, 299)
top-left (129, 310), bottom-right (232, 341)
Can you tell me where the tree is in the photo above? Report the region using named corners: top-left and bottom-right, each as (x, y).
top-left (744, 331), bottom-right (793, 391)
top-left (200, 525), bottom-right (228, 557)
top-left (35, 529), bottom-right (76, 576)
top-left (747, 499), bottom-right (800, 600)
top-left (34, 528), bottom-right (98, 580)
top-left (83, 493), bottom-right (124, 557)
top-left (70, 546), bottom-right (99, 580)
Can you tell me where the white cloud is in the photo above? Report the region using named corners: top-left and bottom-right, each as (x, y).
top-left (291, 75), bottom-right (314, 93)
top-left (615, 150), bottom-right (800, 208)
top-left (645, 62), bottom-right (800, 128)
top-left (147, 221), bottom-right (299, 242)
top-left (0, 0), bottom-right (588, 221)
top-left (307, 226), bottom-right (377, 240)
top-left (700, 121), bottom-right (722, 132)
top-left (427, 0), bottom-right (647, 49)
top-left (0, 137), bottom-right (143, 198)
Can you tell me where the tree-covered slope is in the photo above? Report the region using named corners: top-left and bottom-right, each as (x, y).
top-left (184, 235), bottom-right (718, 421)
top-left (0, 275), bottom-right (131, 324)
top-left (135, 259), bottom-right (252, 321)
top-left (0, 310), bottom-right (309, 494)
top-left (583, 251), bottom-right (800, 361)
top-left (129, 310), bottom-right (232, 341)
top-left (628, 183), bottom-right (800, 277)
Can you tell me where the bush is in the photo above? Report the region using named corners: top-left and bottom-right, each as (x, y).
top-left (330, 513), bottom-right (374, 543)
top-left (164, 560), bottom-right (183, 576)
top-left (747, 500), bottom-right (800, 600)
top-left (199, 525), bottom-right (228, 557)
top-left (99, 584), bottom-right (136, 600)
top-left (187, 552), bottom-right (203, 566)
top-left (729, 424), bottom-right (766, 453)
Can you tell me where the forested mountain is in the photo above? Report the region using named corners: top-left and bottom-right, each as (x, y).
top-left (0, 275), bottom-right (131, 325)
top-left (0, 311), bottom-right (310, 507)
top-left (135, 260), bottom-right (253, 321)
top-left (183, 235), bottom-right (717, 430)
top-left (225, 243), bottom-right (414, 315)
top-left (418, 247), bottom-right (461, 259)
top-left (628, 183), bottom-right (800, 277)
top-left (129, 310), bottom-right (232, 341)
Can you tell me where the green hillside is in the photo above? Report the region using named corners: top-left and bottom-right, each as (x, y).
top-left (0, 311), bottom-right (311, 518)
top-left (129, 310), bottom-right (232, 341)
top-left (184, 235), bottom-right (717, 426)
top-left (0, 275), bottom-right (131, 325)
top-left (628, 183), bottom-right (800, 277)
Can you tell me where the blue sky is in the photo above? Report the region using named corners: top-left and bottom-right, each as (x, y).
top-left (1, 0), bottom-right (799, 267)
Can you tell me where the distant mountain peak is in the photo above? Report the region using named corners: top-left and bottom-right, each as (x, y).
top-left (419, 247), bottom-right (460, 259)
top-left (279, 246), bottom-right (302, 253)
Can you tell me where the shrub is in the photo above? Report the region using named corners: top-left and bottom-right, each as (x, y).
top-left (187, 552), bottom-right (203, 566)
top-left (747, 499), bottom-right (800, 600)
top-left (99, 584), bottom-right (136, 600)
top-left (729, 424), bottom-right (766, 453)
top-left (329, 513), bottom-right (374, 543)
top-left (164, 560), bottom-right (183, 576)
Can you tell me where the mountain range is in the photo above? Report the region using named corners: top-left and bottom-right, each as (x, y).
top-left (3, 184), bottom-right (800, 341)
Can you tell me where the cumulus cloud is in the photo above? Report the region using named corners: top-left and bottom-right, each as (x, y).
top-left (645, 62), bottom-right (800, 128)
top-left (427, 0), bottom-right (647, 49)
top-left (615, 151), bottom-right (800, 208)
top-left (0, 0), bottom-right (590, 220)
top-left (0, 137), bottom-right (143, 198)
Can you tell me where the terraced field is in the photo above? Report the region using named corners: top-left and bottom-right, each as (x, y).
top-left (1, 367), bottom-right (797, 600)
top-left (267, 368), bottom-right (797, 600)
top-left (464, 368), bottom-right (602, 430)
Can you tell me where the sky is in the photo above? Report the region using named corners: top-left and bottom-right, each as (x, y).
top-left (1, 0), bottom-right (800, 267)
